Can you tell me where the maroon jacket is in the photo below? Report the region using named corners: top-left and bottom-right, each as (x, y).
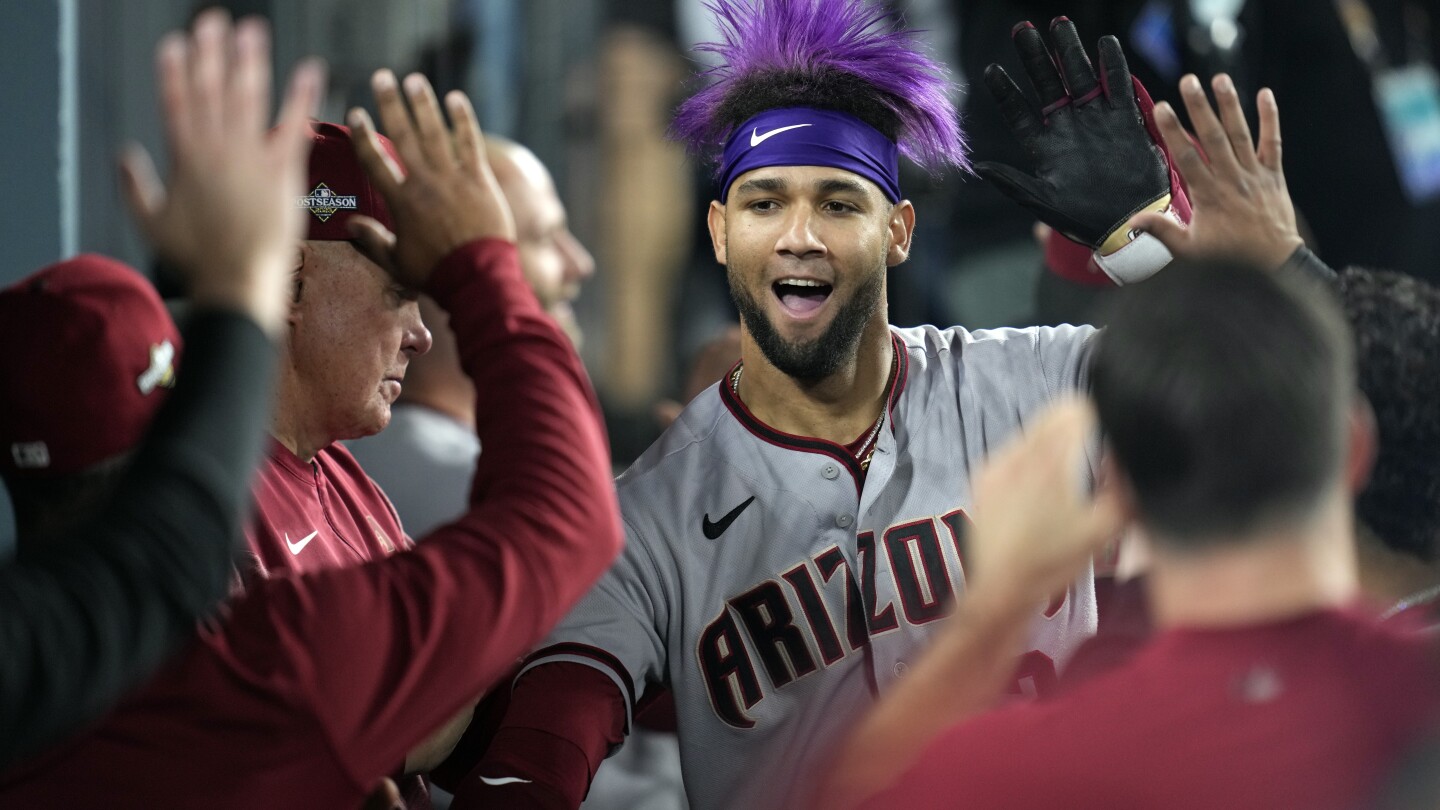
top-left (864, 607), bottom-right (1440, 810)
top-left (244, 438), bottom-right (410, 580)
top-left (0, 239), bottom-right (623, 809)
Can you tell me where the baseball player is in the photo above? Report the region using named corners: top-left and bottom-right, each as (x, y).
top-left (454, 3), bottom-right (1190, 808)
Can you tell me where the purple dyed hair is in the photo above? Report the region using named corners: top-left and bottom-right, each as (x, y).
top-left (670, 0), bottom-right (969, 175)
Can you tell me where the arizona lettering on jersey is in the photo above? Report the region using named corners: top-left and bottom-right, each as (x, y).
top-left (697, 507), bottom-right (1073, 727)
top-left (523, 324), bottom-right (1098, 810)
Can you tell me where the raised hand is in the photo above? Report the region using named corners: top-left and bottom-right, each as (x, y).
top-left (976, 18), bottom-right (1171, 252)
top-left (347, 71), bottom-right (516, 289)
top-left (1127, 74), bottom-right (1304, 269)
top-left (965, 399), bottom-right (1126, 607)
top-left (120, 9), bottom-right (324, 334)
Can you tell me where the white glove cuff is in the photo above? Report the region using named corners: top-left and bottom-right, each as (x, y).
top-left (1092, 207), bottom-right (1183, 285)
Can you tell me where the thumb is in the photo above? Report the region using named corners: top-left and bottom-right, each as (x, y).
top-left (974, 161), bottom-right (1048, 210)
top-left (347, 215), bottom-right (400, 272)
top-left (1127, 210), bottom-right (1187, 256)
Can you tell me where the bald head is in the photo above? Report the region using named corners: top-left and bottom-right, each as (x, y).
top-left (396, 137), bottom-right (595, 424)
top-left (484, 137), bottom-right (595, 344)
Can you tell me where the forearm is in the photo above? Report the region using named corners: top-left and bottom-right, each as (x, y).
top-left (450, 662), bottom-right (629, 809)
top-left (814, 587), bottom-right (1035, 809)
top-left (0, 309), bottom-right (274, 766)
top-left (429, 239), bottom-right (622, 636)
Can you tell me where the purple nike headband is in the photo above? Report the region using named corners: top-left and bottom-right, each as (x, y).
top-left (717, 107), bottom-right (901, 203)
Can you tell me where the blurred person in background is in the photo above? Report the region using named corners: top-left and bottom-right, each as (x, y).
top-left (1339, 266), bottom-right (1440, 633)
top-left (595, 1), bottom-right (698, 464)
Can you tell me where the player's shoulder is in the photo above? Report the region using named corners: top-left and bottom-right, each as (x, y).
top-left (617, 385), bottom-right (730, 494)
top-left (891, 322), bottom-right (1096, 366)
top-left (614, 384), bottom-right (759, 544)
top-left (892, 321), bottom-right (1097, 353)
top-left (889, 322), bottom-right (1096, 395)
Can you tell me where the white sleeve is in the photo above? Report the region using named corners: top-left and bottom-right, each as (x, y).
top-left (1034, 323), bottom-right (1097, 397)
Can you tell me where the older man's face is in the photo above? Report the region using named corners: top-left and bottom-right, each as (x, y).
top-left (288, 240), bottom-right (433, 441)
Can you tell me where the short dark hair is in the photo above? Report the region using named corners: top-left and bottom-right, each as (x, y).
top-left (1091, 260), bottom-right (1354, 547)
top-left (712, 67), bottom-right (903, 143)
top-left (1340, 266), bottom-right (1440, 563)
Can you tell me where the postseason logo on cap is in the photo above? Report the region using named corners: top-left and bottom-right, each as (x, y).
top-left (137, 340), bottom-right (177, 395)
top-left (297, 182), bottom-right (359, 223)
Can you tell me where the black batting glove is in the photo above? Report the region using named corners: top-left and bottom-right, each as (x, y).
top-left (976, 17), bottom-right (1171, 250)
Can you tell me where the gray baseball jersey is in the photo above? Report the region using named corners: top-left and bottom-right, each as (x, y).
top-left (524, 323), bottom-right (1098, 810)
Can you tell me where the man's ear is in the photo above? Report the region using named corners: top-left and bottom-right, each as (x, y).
top-left (1345, 394), bottom-right (1378, 495)
top-left (707, 200), bottom-right (728, 266)
top-left (886, 200), bottom-right (916, 267)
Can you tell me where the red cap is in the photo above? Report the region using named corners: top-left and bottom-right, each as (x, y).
top-left (0, 255), bottom-right (182, 477)
top-left (300, 121), bottom-right (403, 240)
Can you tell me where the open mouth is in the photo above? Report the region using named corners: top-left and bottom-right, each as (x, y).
top-left (773, 278), bottom-right (834, 318)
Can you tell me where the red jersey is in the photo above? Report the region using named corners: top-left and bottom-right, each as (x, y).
top-left (867, 608), bottom-right (1440, 810)
top-left (240, 342), bottom-right (424, 805)
top-left (244, 439), bottom-right (411, 579)
top-left (0, 239), bottom-right (624, 809)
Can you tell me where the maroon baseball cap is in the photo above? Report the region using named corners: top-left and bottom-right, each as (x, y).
top-left (299, 121), bottom-right (403, 240)
top-left (0, 254), bottom-right (182, 477)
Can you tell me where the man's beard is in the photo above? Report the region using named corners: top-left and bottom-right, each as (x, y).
top-left (728, 264), bottom-right (884, 384)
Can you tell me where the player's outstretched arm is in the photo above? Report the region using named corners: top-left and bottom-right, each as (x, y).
top-left (811, 400), bottom-right (1126, 809)
top-left (0, 11), bottom-right (322, 767)
top-left (1126, 74), bottom-right (1305, 270)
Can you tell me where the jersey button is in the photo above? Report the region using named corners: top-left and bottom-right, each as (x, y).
top-left (822, 463), bottom-right (839, 480)
top-left (894, 661), bottom-right (909, 677)
top-left (835, 514), bottom-right (853, 528)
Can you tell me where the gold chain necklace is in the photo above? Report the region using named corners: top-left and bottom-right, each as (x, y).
top-left (729, 344), bottom-right (896, 470)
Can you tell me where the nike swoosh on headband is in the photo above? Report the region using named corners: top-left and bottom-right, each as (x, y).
top-left (750, 123), bottom-right (813, 147)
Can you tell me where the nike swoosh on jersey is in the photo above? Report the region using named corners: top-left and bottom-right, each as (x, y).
top-left (479, 776), bottom-right (533, 787)
top-left (285, 530), bottom-right (319, 555)
top-left (702, 496), bottom-right (756, 539)
top-left (750, 123), bottom-right (812, 147)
